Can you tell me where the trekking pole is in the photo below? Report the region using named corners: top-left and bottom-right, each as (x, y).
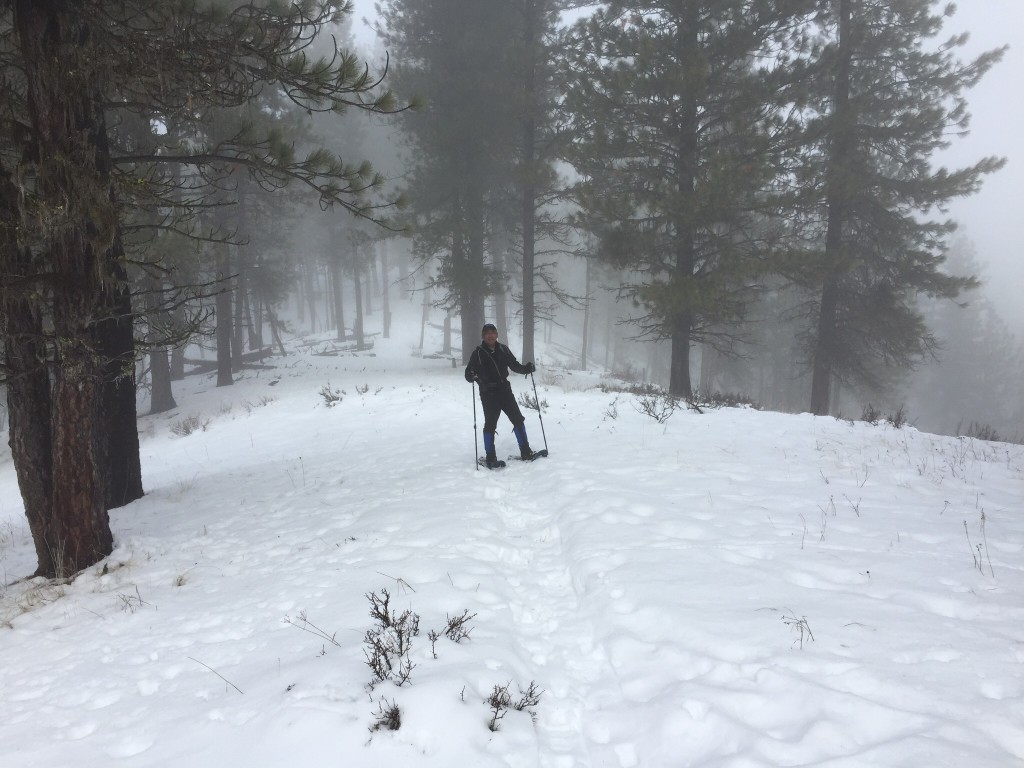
top-left (472, 381), bottom-right (479, 470)
top-left (530, 372), bottom-right (549, 454)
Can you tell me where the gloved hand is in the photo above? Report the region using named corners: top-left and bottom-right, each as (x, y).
top-left (465, 370), bottom-right (479, 383)
top-left (524, 362), bottom-right (536, 374)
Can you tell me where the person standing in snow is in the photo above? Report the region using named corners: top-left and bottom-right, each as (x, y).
top-left (465, 323), bottom-right (537, 468)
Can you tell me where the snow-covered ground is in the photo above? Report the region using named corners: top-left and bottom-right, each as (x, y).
top-left (1, 309), bottom-right (1022, 768)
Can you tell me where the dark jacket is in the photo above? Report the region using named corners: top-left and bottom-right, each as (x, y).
top-left (464, 342), bottom-right (531, 391)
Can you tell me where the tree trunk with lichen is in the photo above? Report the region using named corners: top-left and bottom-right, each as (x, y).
top-left (1, 170), bottom-right (57, 577)
top-left (14, 0), bottom-right (118, 576)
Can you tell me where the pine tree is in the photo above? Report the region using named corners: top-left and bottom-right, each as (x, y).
top-left (510, 0), bottom-right (579, 365)
top-left (796, 0), bottom-right (1005, 415)
top-left (377, 0), bottom-right (522, 361)
top-left (0, 0), bottom-right (400, 577)
top-left (564, 0), bottom-right (812, 397)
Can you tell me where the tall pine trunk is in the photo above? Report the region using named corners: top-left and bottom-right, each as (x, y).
top-left (669, 6), bottom-right (699, 399)
top-left (330, 251), bottom-right (346, 341)
top-left (492, 246), bottom-right (507, 337)
top-left (215, 246), bottom-right (233, 387)
top-left (150, 346), bottom-right (176, 414)
top-left (232, 265), bottom-right (246, 367)
top-left (1, 176), bottom-right (56, 576)
top-left (353, 257), bottom-right (365, 349)
top-left (380, 240), bottom-right (391, 339)
top-left (15, 0), bottom-right (123, 576)
top-left (148, 279), bottom-right (177, 414)
top-left (581, 256), bottom-right (591, 370)
top-left (460, 189), bottom-right (487, 363)
top-left (97, 244), bottom-right (143, 509)
top-left (810, 0), bottom-right (852, 416)
top-left (519, 0), bottom-right (539, 364)
top-left (233, 183), bottom-right (249, 366)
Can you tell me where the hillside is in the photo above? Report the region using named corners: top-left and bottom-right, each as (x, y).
top-left (1, 320), bottom-right (1022, 768)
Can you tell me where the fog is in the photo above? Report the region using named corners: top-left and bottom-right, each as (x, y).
top-left (349, 0), bottom-right (1022, 330)
top-left (939, 0), bottom-right (1024, 334)
top-left (307, 1), bottom-right (1022, 439)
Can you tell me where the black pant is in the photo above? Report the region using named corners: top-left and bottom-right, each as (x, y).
top-left (480, 381), bottom-right (525, 434)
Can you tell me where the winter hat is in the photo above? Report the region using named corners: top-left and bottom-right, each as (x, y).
top-left (481, 323), bottom-right (498, 337)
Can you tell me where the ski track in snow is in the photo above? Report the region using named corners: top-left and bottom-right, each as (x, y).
top-left (482, 465), bottom-right (623, 767)
top-left (1, 322), bottom-right (1023, 768)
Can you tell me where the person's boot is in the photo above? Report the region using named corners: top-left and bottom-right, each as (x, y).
top-left (483, 430), bottom-right (504, 468)
top-left (513, 424), bottom-right (535, 461)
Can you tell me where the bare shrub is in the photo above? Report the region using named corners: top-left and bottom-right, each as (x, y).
top-left (487, 684), bottom-right (512, 731)
top-left (171, 414), bottom-right (209, 436)
top-left (116, 585), bottom-right (153, 614)
top-left (860, 403), bottom-right (881, 425)
top-left (603, 396), bottom-right (620, 420)
top-left (428, 629), bottom-right (440, 659)
top-left (443, 609), bottom-right (477, 643)
top-left (781, 611), bottom-right (815, 649)
top-left (634, 392), bottom-right (680, 423)
top-left (517, 391), bottom-right (547, 412)
top-left (599, 381), bottom-right (661, 396)
top-left (243, 396), bottom-right (275, 414)
top-left (283, 610), bottom-right (341, 647)
top-left (610, 362), bottom-right (644, 383)
top-left (886, 405), bottom-right (909, 428)
top-left (957, 419), bottom-right (1001, 443)
top-left (370, 697), bottom-right (401, 732)
top-left (364, 588), bottom-right (420, 688)
top-left (689, 390), bottom-right (761, 411)
top-left (319, 382), bottom-right (344, 407)
top-left (487, 680), bottom-right (543, 731)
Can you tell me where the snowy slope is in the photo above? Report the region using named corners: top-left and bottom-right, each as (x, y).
top-left (1, 317), bottom-right (1022, 768)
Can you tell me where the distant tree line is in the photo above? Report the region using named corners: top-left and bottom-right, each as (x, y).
top-left (374, 0), bottom-right (1006, 414)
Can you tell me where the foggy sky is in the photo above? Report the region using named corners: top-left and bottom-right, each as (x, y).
top-left (347, 0), bottom-right (1024, 332)
top-left (939, 0), bottom-right (1024, 333)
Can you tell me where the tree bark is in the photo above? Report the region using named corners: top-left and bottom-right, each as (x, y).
top-left (215, 246), bottom-right (233, 387)
top-left (170, 343), bottom-right (185, 380)
top-left (302, 255), bottom-right (319, 333)
top-left (668, 4), bottom-right (699, 399)
top-left (353, 256), bottom-right (365, 349)
top-left (492, 245), bottom-right (507, 338)
top-left (330, 251), bottom-right (346, 341)
top-left (233, 183), bottom-right (249, 366)
top-left (148, 277), bottom-right (177, 415)
top-left (460, 190), bottom-right (487, 363)
top-left (268, 308), bottom-right (287, 356)
top-left (366, 252), bottom-right (376, 316)
top-left (15, 0), bottom-right (122, 575)
top-left (243, 288), bottom-right (259, 350)
top-left (1, 190), bottom-right (56, 576)
top-left (419, 275), bottom-right (430, 351)
top-left (810, 0), bottom-right (852, 416)
top-left (581, 256), bottom-right (591, 370)
top-left (150, 346), bottom-right (176, 414)
top-left (380, 240), bottom-right (391, 339)
top-left (97, 247), bottom-right (143, 509)
top-left (520, 0), bottom-right (539, 364)
top-left (232, 263), bottom-right (246, 367)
